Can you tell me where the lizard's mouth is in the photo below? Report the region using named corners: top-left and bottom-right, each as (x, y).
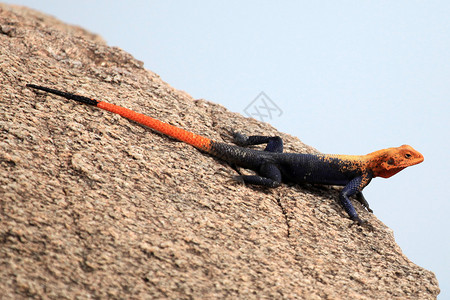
top-left (415, 155), bottom-right (425, 164)
top-left (394, 156), bottom-right (424, 168)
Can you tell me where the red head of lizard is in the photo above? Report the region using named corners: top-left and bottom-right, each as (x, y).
top-left (366, 145), bottom-right (424, 178)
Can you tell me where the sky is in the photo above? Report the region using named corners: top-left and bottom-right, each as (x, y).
top-left (7, 1), bottom-right (449, 298)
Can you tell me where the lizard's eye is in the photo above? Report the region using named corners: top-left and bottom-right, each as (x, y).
top-left (405, 153), bottom-right (412, 159)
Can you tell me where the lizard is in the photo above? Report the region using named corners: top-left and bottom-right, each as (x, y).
top-left (26, 83), bottom-right (424, 225)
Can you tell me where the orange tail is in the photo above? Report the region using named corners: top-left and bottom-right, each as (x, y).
top-left (26, 84), bottom-right (214, 152)
top-left (97, 101), bottom-right (213, 152)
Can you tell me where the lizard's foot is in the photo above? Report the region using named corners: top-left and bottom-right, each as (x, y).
top-left (351, 216), bottom-right (367, 226)
top-left (232, 131), bottom-right (249, 146)
top-left (231, 175), bottom-right (246, 184)
top-left (350, 217), bottom-right (375, 231)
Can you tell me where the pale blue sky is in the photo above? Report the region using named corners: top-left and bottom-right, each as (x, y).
top-left (7, 1), bottom-right (449, 297)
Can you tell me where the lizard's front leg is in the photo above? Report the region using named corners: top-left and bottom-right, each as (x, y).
top-left (339, 174), bottom-right (372, 224)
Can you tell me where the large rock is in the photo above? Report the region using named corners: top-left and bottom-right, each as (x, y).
top-left (0, 4), bottom-right (439, 299)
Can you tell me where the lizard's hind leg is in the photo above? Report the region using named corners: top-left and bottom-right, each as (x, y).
top-left (232, 132), bottom-right (283, 153)
top-left (236, 163), bottom-right (282, 188)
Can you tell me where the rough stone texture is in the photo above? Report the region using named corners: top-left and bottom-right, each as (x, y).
top-left (0, 4), bottom-right (440, 299)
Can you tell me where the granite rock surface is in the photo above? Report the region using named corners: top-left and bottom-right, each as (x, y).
top-left (0, 4), bottom-right (439, 299)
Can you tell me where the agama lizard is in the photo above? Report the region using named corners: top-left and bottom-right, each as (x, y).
top-left (26, 84), bottom-right (424, 224)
